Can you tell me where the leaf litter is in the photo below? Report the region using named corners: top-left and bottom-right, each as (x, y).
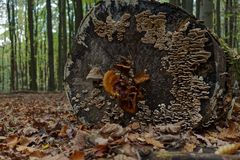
top-left (0, 93), bottom-right (240, 159)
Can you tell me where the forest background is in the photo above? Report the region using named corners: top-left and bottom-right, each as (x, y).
top-left (0, 0), bottom-right (239, 92)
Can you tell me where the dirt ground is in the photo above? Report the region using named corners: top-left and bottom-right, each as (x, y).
top-left (0, 93), bottom-right (240, 160)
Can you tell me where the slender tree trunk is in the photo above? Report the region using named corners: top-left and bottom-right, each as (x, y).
top-left (1, 46), bottom-right (4, 91)
top-left (67, 0), bottom-right (73, 54)
top-left (27, 0), bottom-right (38, 90)
top-left (216, 0), bottom-right (221, 37)
top-left (225, 0), bottom-right (229, 44)
top-left (233, 0), bottom-right (238, 48)
top-left (24, 1), bottom-right (29, 89)
top-left (229, 0), bottom-right (233, 47)
top-left (199, 0), bottom-right (213, 29)
top-left (7, 0), bottom-right (16, 91)
top-left (58, 0), bottom-right (63, 90)
top-left (73, 0), bottom-right (83, 33)
top-left (46, 0), bottom-right (56, 91)
top-left (12, 0), bottom-right (18, 90)
top-left (182, 0), bottom-right (193, 14)
top-left (196, 0), bottom-right (200, 19)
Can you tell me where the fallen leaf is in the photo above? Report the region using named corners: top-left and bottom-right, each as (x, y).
top-left (215, 143), bottom-right (240, 155)
top-left (70, 150), bottom-right (85, 160)
top-left (218, 122), bottom-right (240, 141)
top-left (41, 153), bottom-right (69, 160)
top-left (145, 137), bottom-right (164, 148)
top-left (16, 145), bottom-right (45, 158)
top-left (154, 122), bottom-right (182, 134)
top-left (22, 126), bottom-right (38, 136)
top-left (72, 130), bottom-right (88, 150)
top-left (129, 122), bottom-right (140, 130)
top-left (58, 124), bottom-right (68, 137)
top-left (91, 145), bottom-right (108, 157)
top-left (100, 123), bottom-right (126, 138)
top-left (6, 134), bottom-right (19, 148)
top-left (42, 143), bottom-right (50, 150)
top-left (182, 143), bottom-right (196, 152)
top-left (127, 133), bottom-right (140, 142)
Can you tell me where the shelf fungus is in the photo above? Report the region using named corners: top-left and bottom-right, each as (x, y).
top-left (103, 59), bottom-right (150, 114)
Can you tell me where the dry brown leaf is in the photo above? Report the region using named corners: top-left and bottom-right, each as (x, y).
top-left (41, 153), bottom-right (69, 160)
top-left (145, 137), bottom-right (164, 148)
top-left (94, 137), bottom-right (109, 145)
top-left (18, 136), bottom-right (31, 146)
top-left (121, 144), bottom-right (138, 158)
top-left (6, 135), bottom-right (19, 148)
top-left (22, 126), bottom-right (38, 136)
top-left (58, 124), bottom-right (68, 137)
top-left (16, 145), bottom-right (45, 158)
top-left (100, 123), bottom-right (126, 138)
top-left (70, 150), bottom-right (85, 160)
top-left (129, 122), bottom-right (140, 130)
top-left (91, 144), bottom-right (108, 157)
top-left (182, 143), bottom-right (196, 152)
top-left (72, 130), bottom-right (88, 150)
top-left (154, 122), bottom-right (182, 134)
top-left (217, 121), bottom-right (240, 141)
top-left (127, 133), bottom-right (140, 142)
top-left (215, 143), bottom-right (240, 155)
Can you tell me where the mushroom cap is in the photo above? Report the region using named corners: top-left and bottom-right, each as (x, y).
top-left (86, 67), bottom-right (103, 80)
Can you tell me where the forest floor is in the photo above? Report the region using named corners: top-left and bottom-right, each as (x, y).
top-left (0, 93), bottom-right (240, 160)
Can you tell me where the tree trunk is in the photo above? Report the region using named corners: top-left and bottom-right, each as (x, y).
top-left (229, 0), bottom-right (233, 47)
top-left (182, 0), bottom-right (193, 14)
top-left (24, 1), bottom-right (29, 89)
top-left (233, 0), bottom-right (238, 48)
top-left (7, 0), bottom-right (16, 91)
top-left (196, 0), bottom-right (200, 19)
top-left (73, 0), bottom-right (83, 33)
top-left (67, 0), bottom-right (74, 54)
top-left (46, 0), bottom-right (56, 91)
top-left (1, 46), bottom-right (4, 91)
top-left (199, 0), bottom-right (213, 29)
top-left (224, 0), bottom-right (229, 44)
top-left (216, 0), bottom-right (221, 37)
top-left (27, 0), bottom-right (38, 90)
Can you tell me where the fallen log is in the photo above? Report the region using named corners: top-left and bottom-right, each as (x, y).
top-left (64, 0), bottom-right (231, 130)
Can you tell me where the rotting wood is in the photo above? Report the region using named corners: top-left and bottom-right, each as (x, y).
top-left (64, 0), bottom-right (231, 131)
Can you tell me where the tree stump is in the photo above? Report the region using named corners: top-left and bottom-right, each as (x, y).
top-left (65, 0), bottom-right (231, 130)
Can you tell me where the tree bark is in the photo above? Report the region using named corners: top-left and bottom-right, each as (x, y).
top-left (24, 1), bottom-right (29, 89)
top-left (27, 0), bottom-right (38, 90)
top-left (46, 0), bottom-right (56, 91)
top-left (229, 0), bottom-right (233, 47)
top-left (67, 0), bottom-right (74, 54)
top-left (199, 0), bottom-right (213, 29)
top-left (224, 0), bottom-right (229, 44)
top-left (196, 0), bottom-right (200, 19)
top-left (7, 0), bottom-right (16, 91)
top-left (73, 0), bottom-right (83, 33)
top-left (182, 0), bottom-right (193, 14)
top-left (216, 0), bottom-right (221, 37)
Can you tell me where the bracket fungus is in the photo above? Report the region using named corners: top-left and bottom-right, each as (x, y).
top-left (65, 0), bottom-right (231, 130)
top-left (103, 59), bottom-right (149, 114)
